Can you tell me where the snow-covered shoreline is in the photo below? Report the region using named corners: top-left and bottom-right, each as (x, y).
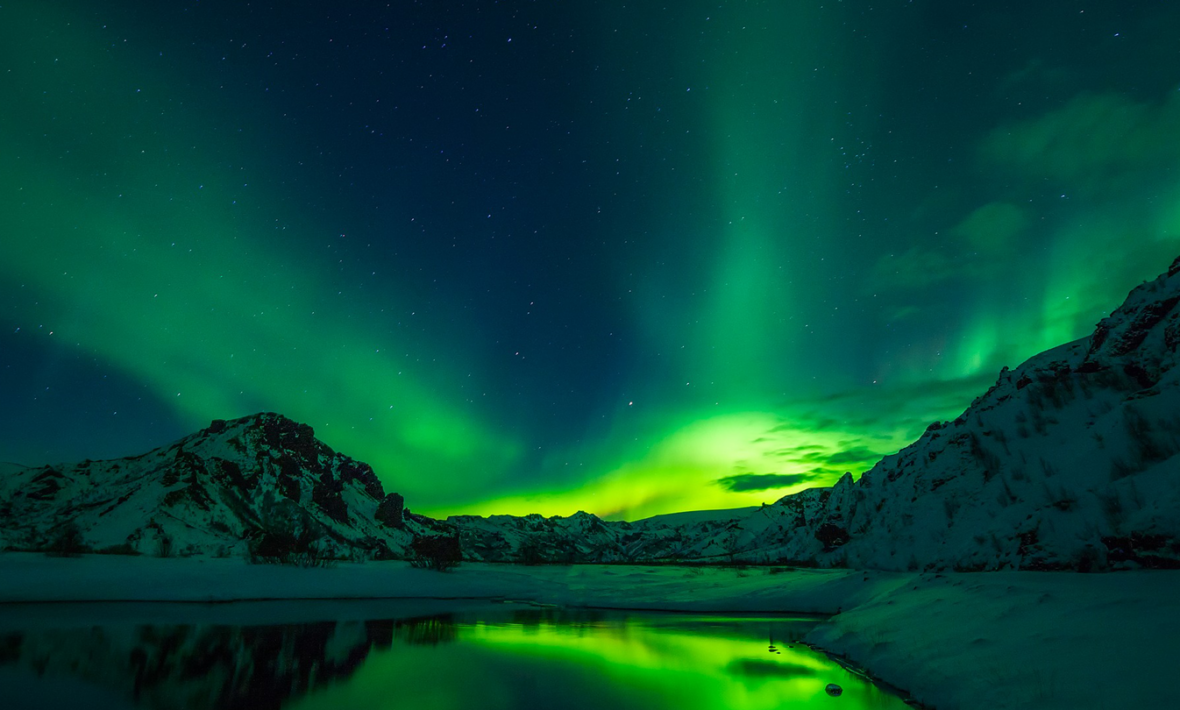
top-left (2, 553), bottom-right (1176, 709)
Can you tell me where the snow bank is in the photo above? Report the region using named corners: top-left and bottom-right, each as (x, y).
top-left (807, 570), bottom-right (1180, 709)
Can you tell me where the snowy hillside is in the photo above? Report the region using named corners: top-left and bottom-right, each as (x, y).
top-left (0, 413), bottom-right (443, 559)
top-left (711, 255), bottom-right (1180, 571)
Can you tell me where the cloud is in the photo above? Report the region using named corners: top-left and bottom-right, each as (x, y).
top-left (867, 247), bottom-right (963, 290)
top-left (823, 446), bottom-right (883, 465)
top-left (871, 90), bottom-right (1180, 298)
top-left (714, 472), bottom-right (819, 492)
top-left (980, 90), bottom-right (1180, 190)
top-left (867, 201), bottom-right (1028, 291)
top-left (785, 371), bottom-right (996, 441)
top-left (994, 58), bottom-right (1071, 96)
top-left (950, 202), bottom-right (1029, 252)
top-left (793, 446), bottom-right (879, 468)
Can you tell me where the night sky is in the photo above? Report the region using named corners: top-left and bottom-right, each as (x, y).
top-left (2, 1), bottom-right (1178, 520)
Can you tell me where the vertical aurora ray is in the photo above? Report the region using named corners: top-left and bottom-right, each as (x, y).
top-left (696, 3), bottom-right (830, 398)
top-left (448, 4), bottom-right (904, 518)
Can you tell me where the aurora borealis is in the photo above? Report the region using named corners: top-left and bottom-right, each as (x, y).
top-left (2, 1), bottom-right (1178, 520)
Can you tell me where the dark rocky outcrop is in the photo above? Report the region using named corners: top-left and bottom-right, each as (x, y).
top-left (376, 493), bottom-right (405, 528)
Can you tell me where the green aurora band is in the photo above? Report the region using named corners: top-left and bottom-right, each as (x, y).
top-left (0, 4), bottom-right (521, 507)
top-left (2, 2), bottom-right (1178, 519)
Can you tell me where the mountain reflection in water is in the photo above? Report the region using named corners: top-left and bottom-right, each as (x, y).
top-left (1, 606), bottom-right (909, 710)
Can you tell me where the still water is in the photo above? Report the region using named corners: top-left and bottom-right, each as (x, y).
top-left (0, 602), bottom-right (910, 710)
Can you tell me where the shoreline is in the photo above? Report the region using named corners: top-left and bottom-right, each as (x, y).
top-left (1, 553), bottom-right (1177, 709)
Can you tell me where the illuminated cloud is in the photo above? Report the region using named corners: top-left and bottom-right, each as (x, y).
top-left (950, 202), bottom-right (1030, 253)
top-left (715, 473), bottom-right (819, 493)
top-left (981, 91), bottom-right (1180, 191)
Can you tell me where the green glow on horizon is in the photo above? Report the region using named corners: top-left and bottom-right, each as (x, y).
top-left (438, 407), bottom-right (918, 521)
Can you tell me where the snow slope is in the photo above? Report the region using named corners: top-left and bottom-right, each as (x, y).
top-left (631, 506), bottom-right (760, 528)
top-left (713, 255), bottom-right (1180, 571)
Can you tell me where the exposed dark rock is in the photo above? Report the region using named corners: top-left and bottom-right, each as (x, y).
top-left (815, 523), bottom-right (850, 551)
top-left (213, 458), bottom-right (249, 492)
top-left (340, 460), bottom-right (384, 500)
top-left (1021, 557), bottom-right (1072, 572)
top-left (27, 468), bottom-right (64, 501)
top-left (1123, 363), bottom-right (1155, 389)
top-left (174, 449), bottom-right (208, 484)
top-left (1016, 529), bottom-right (1039, 559)
top-left (1108, 296), bottom-right (1179, 356)
top-left (275, 455), bottom-right (303, 502)
top-left (410, 535), bottom-right (462, 571)
top-left (1165, 315), bottom-right (1180, 350)
top-left (929, 476), bottom-right (952, 490)
top-left (1089, 322), bottom-right (1111, 353)
top-left (257, 413), bottom-right (325, 470)
top-left (1103, 533), bottom-right (1180, 569)
top-left (376, 492), bottom-right (405, 528)
top-left (312, 471), bottom-right (349, 524)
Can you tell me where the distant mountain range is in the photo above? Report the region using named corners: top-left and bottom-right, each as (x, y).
top-left (3, 256), bottom-right (1179, 571)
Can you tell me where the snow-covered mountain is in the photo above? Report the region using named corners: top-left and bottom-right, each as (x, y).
top-left (714, 255), bottom-right (1180, 571)
top-left (0, 413), bottom-right (443, 559)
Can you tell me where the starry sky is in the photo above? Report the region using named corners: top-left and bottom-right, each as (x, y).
top-left (2, 1), bottom-right (1178, 520)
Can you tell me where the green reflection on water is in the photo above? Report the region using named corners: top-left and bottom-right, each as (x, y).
top-left (291, 611), bottom-right (907, 710)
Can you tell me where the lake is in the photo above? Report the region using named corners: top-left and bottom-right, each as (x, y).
top-left (0, 601), bottom-right (911, 709)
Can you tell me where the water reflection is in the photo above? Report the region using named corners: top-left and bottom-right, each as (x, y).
top-left (1, 606), bottom-right (908, 709)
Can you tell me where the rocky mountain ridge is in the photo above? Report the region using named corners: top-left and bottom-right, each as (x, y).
top-left (729, 254), bottom-right (1180, 571)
